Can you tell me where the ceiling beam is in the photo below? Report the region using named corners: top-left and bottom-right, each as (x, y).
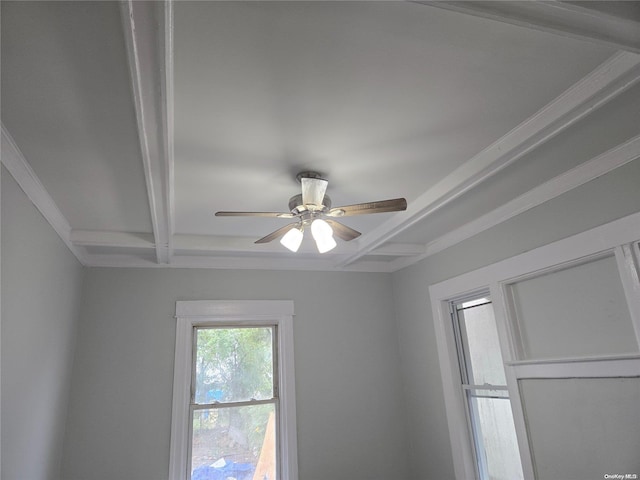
top-left (389, 133), bottom-right (640, 272)
top-left (339, 51), bottom-right (640, 268)
top-left (419, 1), bottom-right (640, 53)
top-left (368, 243), bottom-right (426, 257)
top-left (120, 0), bottom-right (174, 264)
top-left (70, 230), bottom-right (155, 249)
top-left (81, 252), bottom-right (398, 273)
top-left (70, 229), bottom-right (424, 257)
top-left (1, 125), bottom-right (87, 264)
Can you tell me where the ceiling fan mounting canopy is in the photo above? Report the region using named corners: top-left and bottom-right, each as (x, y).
top-left (215, 170), bottom-right (407, 251)
top-left (295, 170), bottom-right (324, 183)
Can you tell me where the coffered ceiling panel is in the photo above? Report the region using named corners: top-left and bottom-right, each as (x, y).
top-left (172, 1), bottom-right (613, 239)
top-left (1, 1), bottom-right (152, 233)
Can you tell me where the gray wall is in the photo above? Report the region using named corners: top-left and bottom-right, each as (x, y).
top-left (61, 268), bottom-right (409, 480)
top-left (1, 168), bottom-right (84, 480)
top-left (391, 158), bottom-right (640, 479)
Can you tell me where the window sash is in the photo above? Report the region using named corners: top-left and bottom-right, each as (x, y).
top-left (191, 325), bottom-right (279, 406)
top-left (187, 398), bottom-right (281, 478)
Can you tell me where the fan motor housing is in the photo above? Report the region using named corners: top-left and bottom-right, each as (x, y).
top-left (288, 193), bottom-right (331, 214)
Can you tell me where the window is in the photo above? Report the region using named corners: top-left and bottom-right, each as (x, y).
top-left (169, 301), bottom-right (298, 480)
top-left (450, 295), bottom-right (523, 480)
top-left (430, 213), bottom-right (640, 479)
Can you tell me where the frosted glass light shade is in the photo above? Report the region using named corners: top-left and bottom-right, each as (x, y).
top-left (280, 227), bottom-right (303, 252)
top-left (311, 219), bottom-right (336, 253)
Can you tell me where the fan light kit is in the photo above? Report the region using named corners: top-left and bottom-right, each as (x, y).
top-left (216, 171), bottom-right (407, 254)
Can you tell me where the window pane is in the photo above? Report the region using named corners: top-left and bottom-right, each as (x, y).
top-left (520, 377), bottom-right (640, 480)
top-left (510, 255), bottom-right (636, 359)
top-left (191, 403), bottom-right (276, 480)
top-left (468, 392), bottom-right (524, 480)
top-left (458, 302), bottom-right (506, 386)
top-left (195, 327), bottom-right (274, 404)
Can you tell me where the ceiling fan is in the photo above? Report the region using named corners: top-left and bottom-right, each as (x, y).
top-left (215, 171), bottom-right (407, 253)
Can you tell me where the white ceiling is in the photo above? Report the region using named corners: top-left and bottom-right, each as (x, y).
top-left (2, 1), bottom-right (639, 272)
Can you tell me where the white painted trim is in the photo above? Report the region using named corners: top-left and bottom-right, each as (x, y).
top-left (342, 51), bottom-right (640, 267)
top-left (168, 316), bottom-right (193, 480)
top-left (81, 252), bottom-right (398, 273)
top-left (163, 0), bottom-right (176, 259)
top-left (0, 125), bottom-right (86, 264)
top-left (71, 230), bottom-right (155, 249)
top-left (614, 244), bottom-right (640, 346)
top-left (490, 285), bottom-right (543, 480)
top-left (121, 1), bottom-right (172, 264)
top-left (72, 229), bottom-right (422, 258)
top-left (512, 357), bottom-right (640, 379)
top-left (634, 241), bottom-right (640, 268)
top-left (430, 211), bottom-right (640, 302)
top-left (394, 134), bottom-right (640, 269)
top-left (368, 243), bottom-right (426, 257)
top-left (0, 160), bottom-right (2, 471)
top-left (506, 352), bottom-right (640, 367)
top-left (430, 299), bottom-right (478, 480)
top-left (421, 1), bottom-right (640, 54)
top-left (169, 300), bottom-right (298, 480)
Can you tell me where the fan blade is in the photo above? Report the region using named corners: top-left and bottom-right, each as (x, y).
top-left (327, 198), bottom-right (407, 217)
top-left (255, 223), bottom-right (298, 244)
top-left (216, 211), bottom-right (295, 218)
top-left (324, 219), bottom-right (361, 241)
top-left (301, 177), bottom-right (328, 207)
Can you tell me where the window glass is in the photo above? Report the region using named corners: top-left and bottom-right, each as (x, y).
top-left (192, 326), bottom-right (277, 480)
top-left (195, 327), bottom-right (274, 404)
top-left (510, 255), bottom-right (636, 359)
top-left (468, 390), bottom-right (524, 480)
top-left (457, 300), bottom-right (506, 386)
top-left (191, 404), bottom-right (276, 479)
top-left (520, 377), bottom-right (640, 479)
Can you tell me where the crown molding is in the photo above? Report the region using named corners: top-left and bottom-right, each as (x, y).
top-left (82, 252), bottom-right (397, 273)
top-left (420, 1), bottom-right (640, 54)
top-left (389, 134), bottom-right (640, 272)
top-left (1, 125), bottom-right (87, 264)
top-left (121, 0), bottom-right (174, 264)
top-left (70, 228), bottom-right (423, 259)
top-left (340, 51), bottom-right (640, 268)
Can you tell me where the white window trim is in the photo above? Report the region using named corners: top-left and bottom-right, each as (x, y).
top-left (429, 211), bottom-right (640, 480)
top-left (169, 300), bottom-right (298, 480)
